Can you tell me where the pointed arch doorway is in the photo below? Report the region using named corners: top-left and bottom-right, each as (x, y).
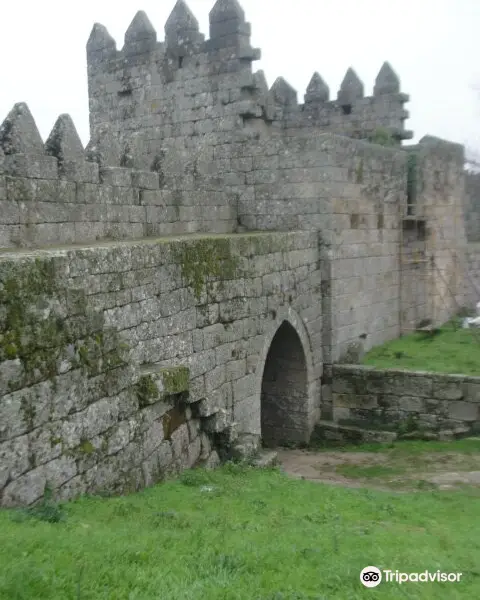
top-left (260, 320), bottom-right (310, 447)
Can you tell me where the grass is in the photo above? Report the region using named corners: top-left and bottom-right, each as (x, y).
top-left (362, 319), bottom-right (480, 375)
top-left (313, 438), bottom-right (480, 455)
top-left (1, 459), bottom-right (480, 599)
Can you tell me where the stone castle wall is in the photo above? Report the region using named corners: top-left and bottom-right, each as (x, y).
top-left (465, 172), bottom-right (480, 243)
top-left (0, 0), bottom-right (479, 507)
top-left (0, 232), bottom-right (322, 506)
top-left (86, 2), bottom-right (412, 174)
top-left (463, 174), bottom-right (480, 307)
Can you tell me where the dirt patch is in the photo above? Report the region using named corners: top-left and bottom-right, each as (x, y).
top-left (276, 448), bottom-right (480, 492)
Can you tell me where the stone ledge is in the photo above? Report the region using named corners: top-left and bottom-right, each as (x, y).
top-left (136, 365), bottom-right (190, 406)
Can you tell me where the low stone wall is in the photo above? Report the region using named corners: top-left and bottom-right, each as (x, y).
top-left (332, 365), bottom-right (480, 436)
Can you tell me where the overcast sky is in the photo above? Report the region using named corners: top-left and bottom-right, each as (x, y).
top-left (1, 0), bottom-right (479, 153)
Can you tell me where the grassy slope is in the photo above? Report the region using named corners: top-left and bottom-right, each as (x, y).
top-left (0, 463), bottom-right (479, 599)
top-left (362, 321), bottom-right (480, 375)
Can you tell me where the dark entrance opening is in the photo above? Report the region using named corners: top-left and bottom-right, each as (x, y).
top-left (261, 321), bottom-right (309, 448)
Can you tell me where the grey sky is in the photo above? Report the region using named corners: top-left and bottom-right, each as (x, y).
top-left (1, 0), bottom-right (479, 152)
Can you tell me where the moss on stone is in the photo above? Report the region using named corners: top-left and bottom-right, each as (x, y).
top-left (161, 366), bottom-right (189, 395)
top-left (173, 237), bottom-right (240, 301)
top-left (355, 158), bottom-right (364, 184)
top-left (0, 256), bottom-right (129, 389)
top-left (0, 259), bottom-right (61, 380)
top-left (75, 331), bottom-right (128, 377)
top-left (136, 374), bottom-right (160, 408)
top-left (368, 127), bottom-right (397, 147)
top-left (79, 439), bottom-right (95, 455)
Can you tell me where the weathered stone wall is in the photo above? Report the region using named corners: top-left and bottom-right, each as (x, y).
top-left (227, 132), bottom-right (406, 363)
top-left (0, 105), bottom-right (238, 250)
top-left (418, 137), bottom-right (467, 326)
top-left (0, 231), bottom-right (322, 506)
top-left (0, 0), bottom-right (477, 507)
top-left (332, 365), bottom-right (480, 436)
top-left (317, 137), bottom-right (404, 363)
top-left (465, 172), bottom-right (480, 243)
top-left (463, 174), bottom-right (480, 308)
top-left (464, 243), bottom-right (480, 309)
top-left (270, 65), bottom-right (412, 143)
top-left (398, 137), bottom-right (468, 330)
top-left (86, 3), bottom-right (412, 174)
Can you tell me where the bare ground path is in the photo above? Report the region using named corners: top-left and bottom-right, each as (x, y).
top-left (276, 443), bottom-right (480, 492)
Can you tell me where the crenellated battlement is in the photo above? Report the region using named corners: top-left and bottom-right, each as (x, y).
top-left (0, 101), bottom-right (237, 248)
top-left (86, 0), bottom-right (411, 170)
top-left (266, 63), bottom-right (411, 142)
top-left (0, 0), bottom-right (468, 262)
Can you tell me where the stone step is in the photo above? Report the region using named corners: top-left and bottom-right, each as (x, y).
top-left (313, 421), bottom-right (476, 445)
top-left (312, 421), bottom-right (397, 445)
top-left (251, 450), bottom-right (279, 468)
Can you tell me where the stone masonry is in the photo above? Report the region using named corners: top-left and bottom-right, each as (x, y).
top-left (0, 0), bottom-right (479, 506)
top-left (330, 365), bottom-right (480, 438)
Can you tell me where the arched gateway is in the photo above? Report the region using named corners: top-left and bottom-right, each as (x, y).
top-left (258, 310), bottom-right (316, 448)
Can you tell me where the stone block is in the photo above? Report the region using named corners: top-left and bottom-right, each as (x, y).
top-left (335, 391), bottom-right (378, 410)
top-left (397, 395), bottom-right (425, 413)
top-left (187, 436), bottom-right (202, 468)
top-left (2, 455), bottom-right (77, 507)
top-left (99, 167), bottom-right (133, 187)
top-left (131, 171), bottom-right (159, 190)
top-left (432, 379), bottom-right (464, 401)
top-left (463, 382), bottom-right (480, 403)
top-left (3, 155), bottom-right (58, 179)
top-left (205, 365), bottom-right (226, 393)
top-left (171, 423), bottom-right (190, 462)
top-left (383, 372), bottom-right (433, 397)
top-left (202, 409), bottom-right (230, 434)
top-left (0, 435), bottom-right (30, 489)
top-left (448, 401), bottom-right (479, 422)
top-left (233, 374), bottom-right (256, 402)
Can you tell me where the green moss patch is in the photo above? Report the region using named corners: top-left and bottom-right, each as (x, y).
top-left (136, 374), bottom-right (160, 408)
top-left (160, 367), bottom-right (189, 395)
top-left (173, 238), bottom-right (240, 301)
top-left (0, 256), bottom-right (129, 390)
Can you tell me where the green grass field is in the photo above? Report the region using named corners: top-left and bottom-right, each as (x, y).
top-left (362, 320), bottom-right (480, 375)
top-left (1, 457), bottom-right (479, 599)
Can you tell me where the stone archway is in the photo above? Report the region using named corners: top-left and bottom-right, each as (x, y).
top-left (260, 320), bottom-right (310, 448)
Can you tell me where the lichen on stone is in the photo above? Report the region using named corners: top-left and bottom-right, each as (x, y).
top-left (161, 366), bottom-right (189, 395)
top-left (136, 374), bottom-right (160, 408)
top-left (79, 439), bottom-right (95, 455)
top-left (173, 237), bottom-right (240, 301)
top-left (0, 258), bottom-right (62, 383)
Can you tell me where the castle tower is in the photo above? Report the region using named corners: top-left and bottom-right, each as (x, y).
top-left (86, 0), bottom-right (262, 170)
top-left (86, 1), bottom-right (412, 169)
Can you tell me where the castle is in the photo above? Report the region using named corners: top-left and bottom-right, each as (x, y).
top-left (0, 0), bottom-right (479, 506)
